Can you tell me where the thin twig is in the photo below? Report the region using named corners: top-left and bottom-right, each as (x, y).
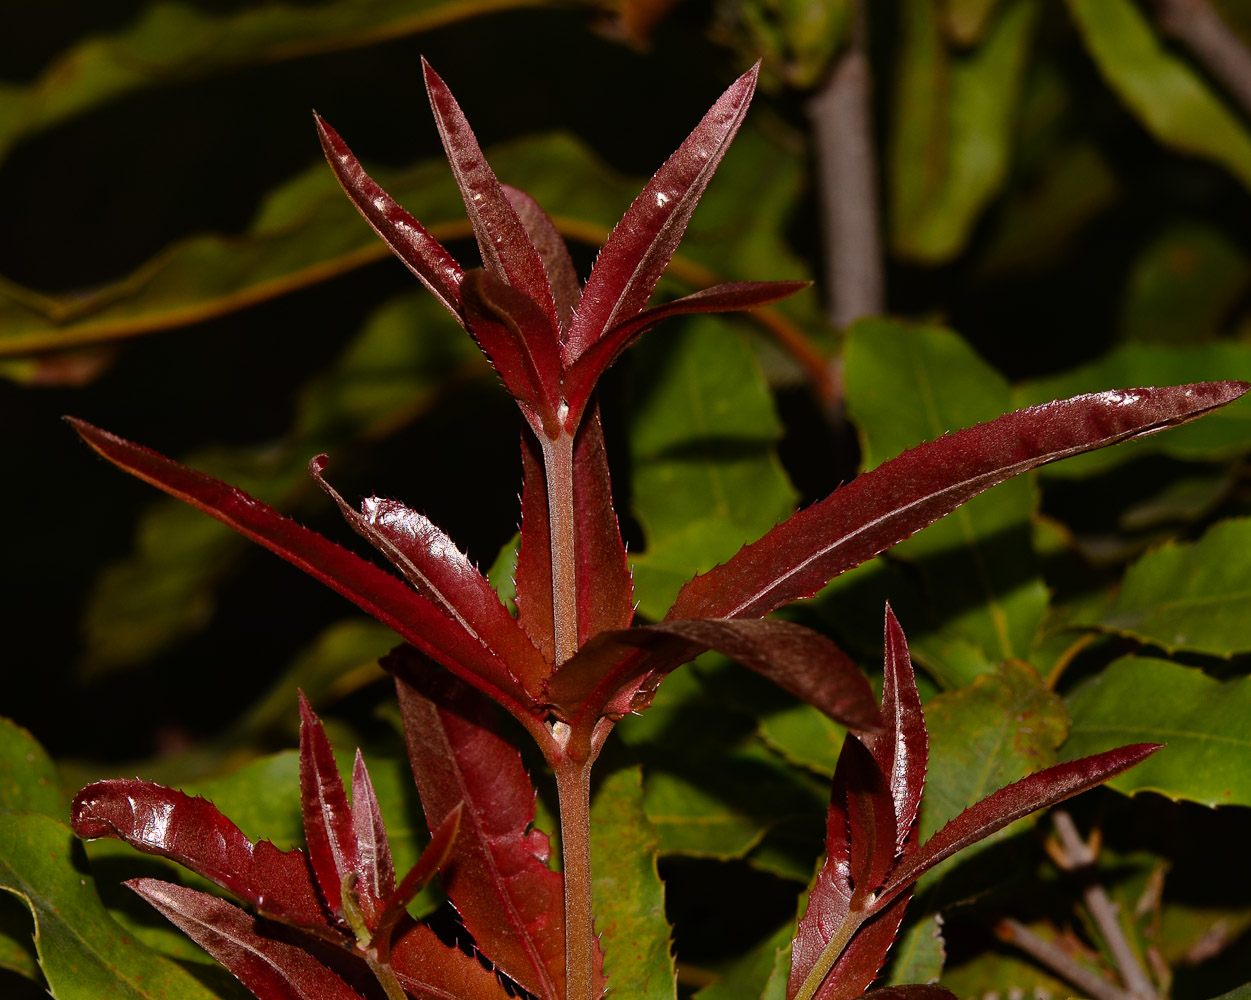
top-left (807, 0), bottom-right (883, 330)
top-left (995, 918), bottom-right (1129, 1000)
top-left (1150, 0), bottom-right (1251, 120)
top-left (1052, 810), bottom-right (1160, 1000)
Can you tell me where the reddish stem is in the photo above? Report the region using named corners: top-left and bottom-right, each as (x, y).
top-left (542, 426), bottom-right (579, 666)
top-left (555, 757), bottom-right (596, 1000)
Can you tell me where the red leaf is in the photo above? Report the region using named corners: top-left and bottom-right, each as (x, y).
top-left (861, 987), bottom-right (956, 1000)
top-left (380, 805), bottom-right (460, 931)
top-left (299, 695), bottom-right (358, 919)
top-left (390, 650), bottom-right (572, 1000)
top-left (811, 890), bottom-right (913, 1000)
top-left (311, 454), bottom-right (549, 698)
top-left (461, 269), bottom-right (565, 437)
top-left (503, 184), bottom-right (581, 334)
top-left (351, 750), bottom-right (396, 918)
top-left (423, 59), bottom-right (558, 330)
top-left (515, 410), bottom-right (634, 663)
top-left (544, 617), bottom-right (880, 735)
top-left (72, 780), bottom-right (329, 932)
top-left (67, 419), bottom-right (536, 718)
top-left (565, 63), bottom-right (760, 360)
top-left (390, 919), bottom-right (518, 1000)
top-left (669, 382), bottom-right (1251, 621)
top-left (841, 737), bottom-right (897, 909)
top-left (873, 607), bottom-right (927, 856)
top-left (563, 280), bottom-right (807, 424)
top-left (878, 743), bottom-right (1162, 906)
top-left (127, 879), bottom-right (366, 1000)
top-left (314, 112), bottom-right (464, 325)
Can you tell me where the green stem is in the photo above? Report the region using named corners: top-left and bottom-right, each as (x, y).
top-left (542, 428), bottom-right (578, 666)
top-left (555, 758), bottom-right (596, 1000)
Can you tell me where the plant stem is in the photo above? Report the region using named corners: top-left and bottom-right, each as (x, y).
top-left (995, 918), bottom-right (1129, 1000)
top-left (556, 758), bottom-right (596, 1000)
top-left (1052, 810), bottom-right (1159, 1000)
top-left (808, 0), bottom-right (883, 330)
top-left (543, 427), bottom-right (579, 665)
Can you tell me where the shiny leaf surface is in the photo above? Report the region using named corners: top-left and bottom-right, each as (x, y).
top-left (668, 382), bottom-right (1251, 621)
top-left (298, 695), bottom-right (359, 919)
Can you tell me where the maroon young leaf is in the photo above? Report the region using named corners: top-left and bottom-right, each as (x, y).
top-left (389, 648), bottom-right (574, 1000)
top-left (544, 617), bottom-right (880, 734)
top-left (311, 455), bottom-right (549, 698)
top-left (461, 269), bottom-right (565, 437)
top-left (566, 63), bottom-right (760, 360)
top-left (314, 112), bottom-right (465, 326)
top-left (503, 184), bottom-right (582, 334)
top-left (67, 419), bottom-right (536, 717)
top-left (878, 743), bottom-right (1162, 907)
top-left (874, 607), bottom-right (927, 856)
top-left (515, 409), bottom-right (634, 662)
top-left (861, 987), bottom-right (956, 1000)
top-left (351, 750), bottom-right (396, 921)
top-left (668, 382), bottom-right (1251, 621)
top-left (390, 919), bottom-right (518, 1000)
top-left (299, 694), bottom-right (359, 919)
top-left (127, 879), bottom-right (366, 1000)
top-left (562, 280), bottom-right (808, 424)
top-left (422, 59), bottom-right (558, 330)
top-left (72, 780), bottom-right (329, 932)
top-left (378, 804), bottom-right (461, 939)
top-left (841, 737), bottom-right (898, 911)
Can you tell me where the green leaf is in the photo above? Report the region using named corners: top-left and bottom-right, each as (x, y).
top-left (0, 719), bottom-right (64, 817)
top-left (628, 318), bottom-right (797, 618)
top-left (0, 812), bottom-right (225, 999)
top-left (1064, 656), bottom-right (1251, 806)
top-left (591, 766), bottom-right (676, 1000)
top-left (1119, 223), bottom-right (1251, 345)
top-left (1014, 343), bottom-right (1251, 478)
top-left (843, 319), bottom-right (1048, 686)
top-left (884, 913), bottom-right (946, 985)
top-left (0, 0), bottom-right (574, 167)
top-left (1085, 518), bottom-right (1251, 655)
top-left (692, 921), bottom-right (792, 1000)
top-left (919, 660), bottom-right (1068, 884)
top-left (889, 0), bottom-right (1040, 262)
top-left (79, 290), bottom-right (482, 673)
top-left (943, 0), bottom-right (1004, 45)
top-left (1064, 0), bottom-right (1251, 192)
top-left (757, 701), bottom-right (845, 778)
top-left (938, 925), bottom-right (1073, 999)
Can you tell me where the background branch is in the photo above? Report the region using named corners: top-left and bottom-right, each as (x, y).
top-left (1150, 0), bottom-right (1251, 119)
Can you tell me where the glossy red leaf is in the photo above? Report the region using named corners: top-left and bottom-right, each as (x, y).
top-left (128, 879), bottom-right (366, 1000)
top-left (314, 112), bottom-right (465, 326)
top-left (461, 269), bottom-right (565, 437)
top-left (72, 780), bottom-right (329, 932)
top-left (563, 280), bottom-right (808, 425)
top-left (299, 694), bottom-right (358, 919)
top-left (67, 418), bottom-right (535, 717)
top-left (812, 889), bottom-right (913, 1000)
top-left (669, 382), bottom-right (1251, 621)
top-left (503, 184), bottom-right (581, 334)
top-left (566, 63), bottom-right (760, 360)
top-left (390, 649), bottom-right (573, 1000)
top-left (390, 919), bottom-right (518, 1000)
top-left (841, 737), bottom-right (897, 910)
top-left (422, 59), bottom-right (558, 330)
top-left (878, 743), bottom-right (1162, 907)
top-left (311, 455), bottom-right (549, 698)
top-left (351, 750), bottom-right (396, 919)
top-left (380, 804), bottom-right (460, 934)
top-left (544, 617), bottom-right (880, 734)
top-left (515, 410), bottom-right (634, 663)
top-left (874, 607), bottom-right (926, 856)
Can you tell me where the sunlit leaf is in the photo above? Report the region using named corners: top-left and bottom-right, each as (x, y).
top-left (590, 766), bottom-right (677, 1000)
top-left (0, 813), bottom-right (225, 1000)
top-left (1088, 517), bottom-right (1251, 656)
top-left (889, 0), bottom-right (1040, 262)
top-left (1064, 0), bottom-right (1251, 192)
top-left (1064, 656), bottom-right (1251, 806)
